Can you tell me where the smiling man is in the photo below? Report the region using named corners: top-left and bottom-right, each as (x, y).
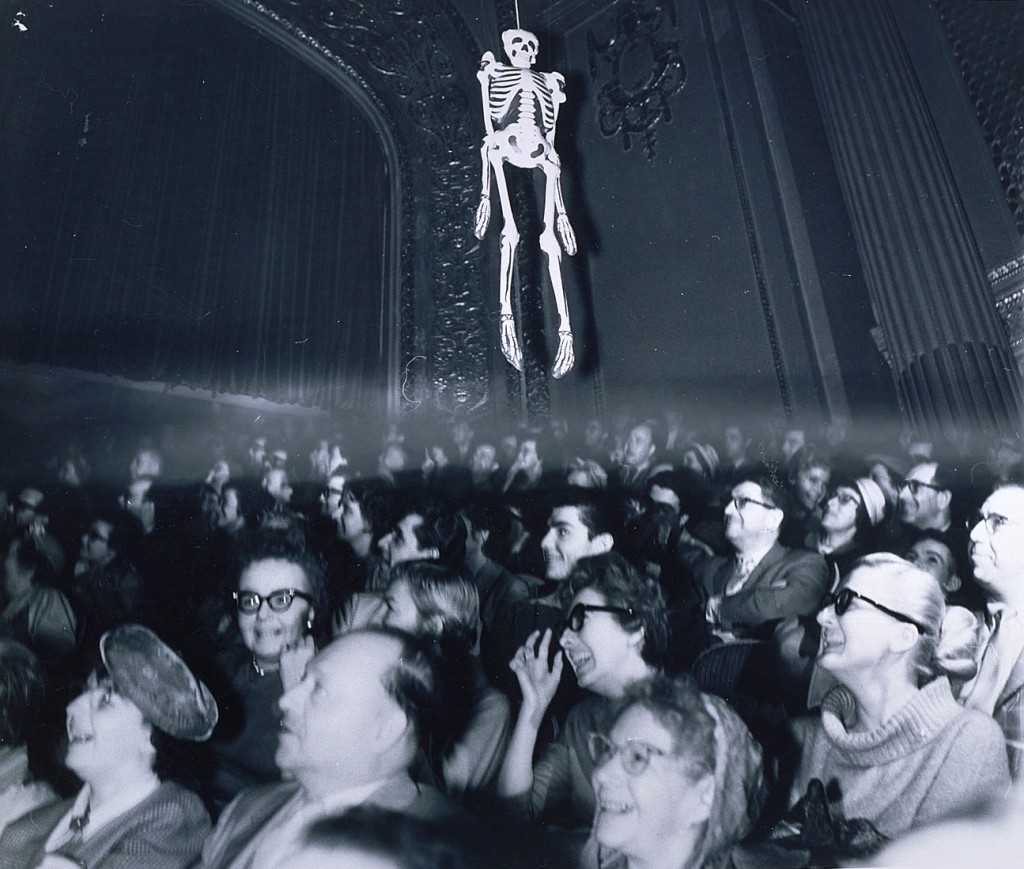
top-left (202, 629), bottom-right (466, 868)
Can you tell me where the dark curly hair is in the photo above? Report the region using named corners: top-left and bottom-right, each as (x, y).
top-left (564, 552), bottom-right (669, 667)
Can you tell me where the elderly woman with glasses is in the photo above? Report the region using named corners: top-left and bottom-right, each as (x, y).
top-left (782, 553), bottom-right (1008, 858)
top-left (497, 552), bottom-right (668, 837)
top-left (587, 674), bottom-right (764, 869)
top-left (206, 550), bottom-right (325, 814)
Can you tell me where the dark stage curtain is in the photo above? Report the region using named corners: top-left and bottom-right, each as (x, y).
top-left (0, 1), bottom-right (388, 411)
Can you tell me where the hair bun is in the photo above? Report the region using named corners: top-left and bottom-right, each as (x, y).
top-left (934, 606), bottom-right (982, 682)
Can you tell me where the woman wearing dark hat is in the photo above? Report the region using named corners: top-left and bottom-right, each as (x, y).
top-left (0, 624), bottom-right (218, 868)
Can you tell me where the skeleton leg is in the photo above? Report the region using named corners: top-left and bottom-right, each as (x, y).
top-left (474, 140), bottom-right (492, 240)
top-left (540, 162), bottom-right (574, 378)
top-left (489, 154), bottom-right (523, 371)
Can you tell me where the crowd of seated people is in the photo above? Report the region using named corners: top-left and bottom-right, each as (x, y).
top-left (0, 409), bottom-right (1022, 867)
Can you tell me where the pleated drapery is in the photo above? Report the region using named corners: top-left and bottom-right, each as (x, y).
top-left (0, 2), bottom-right (389, 411)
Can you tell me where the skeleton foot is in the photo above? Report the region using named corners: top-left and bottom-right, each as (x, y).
top-left (474, 195), bottom-right (491, 240)
top-left (556, 212), bottom-right (577, 257)
top-left (552, 329), bottom-right (574, 378)
top-left (500, 314), bottom-right (523, 371)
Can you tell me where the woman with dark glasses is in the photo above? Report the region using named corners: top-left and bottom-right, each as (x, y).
top-left (587, 674), bottom-right (763, 869)
top-left (206, 551), bottom-right (325, 814)
top-left (497, 552), bottom-right (668, 842)
top-left (783, 552), bottom-right (1008, 859)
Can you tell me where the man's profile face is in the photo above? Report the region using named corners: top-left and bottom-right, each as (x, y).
top-left (724, 482), bottom-right (780, 550)
top-left (379, 513), bottom-right (431, 568)
top-left (276, 634), bottom-right (404, 786)
top-left (897, 463), bottom-right (947, 529)
top-left (541, 505), bottom-right (603, 581)
top-left (970, 487), bottom-right (1024, 595)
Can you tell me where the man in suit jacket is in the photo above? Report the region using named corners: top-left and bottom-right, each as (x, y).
top-left (678, 473), bottom-right (829, 641)
top-left (202, 628), bottom-right (468, 869)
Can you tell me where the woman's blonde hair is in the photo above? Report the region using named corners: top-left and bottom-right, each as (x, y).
top-left (848, 553), bottom-right (980, 685)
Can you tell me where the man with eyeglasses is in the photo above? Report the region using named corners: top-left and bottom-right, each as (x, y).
top-left (677, 473), bottom-right (828, 641)
top-left (897, 462), bottom-right (955, 535)
top-left (959, 483), bottom-right (1024, 779)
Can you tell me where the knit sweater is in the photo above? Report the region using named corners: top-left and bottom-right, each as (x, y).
top-left (789, 677), bottom-right (1010, 838)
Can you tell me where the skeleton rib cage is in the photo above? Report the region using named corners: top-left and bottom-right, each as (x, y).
top-left (486, 68), bottom-right (563, 140)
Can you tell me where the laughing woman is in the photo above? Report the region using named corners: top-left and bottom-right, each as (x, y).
top-left (588, 675), bottom-right (764, 869)
top-left (0, 624), bottom-right (218, 868)
top-left (497, 552), bottom-right (668, 832)
top-left (786, 553), bottom-right (1009, 854)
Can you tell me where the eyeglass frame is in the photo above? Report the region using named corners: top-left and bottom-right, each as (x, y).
top-left (729, 494), bottom-right (779, 512)
top-left (232, 588), bottom-right (313, 615)
top-left (586, 731), bottom-right (681, 777)
top-left (967, 511), bottom-right (1024, 535)
top-left (821, 587), bottom-right (927, 634)
top-left (897, 478), bottom-right (943, 497)
top-left (564, 602), bottom-right (635, 634)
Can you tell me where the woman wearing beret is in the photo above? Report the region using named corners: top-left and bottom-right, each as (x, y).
top-left (0, 624), bottom-right (218, 869)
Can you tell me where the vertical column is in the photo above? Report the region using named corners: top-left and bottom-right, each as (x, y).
top-left (796, 0), bottom-right (1022, 435)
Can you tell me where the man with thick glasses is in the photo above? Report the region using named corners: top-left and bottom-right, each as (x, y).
top-left (677, 473), bottom-right (828, 641)
top-left (959, 483), bottom-right (1024, 779)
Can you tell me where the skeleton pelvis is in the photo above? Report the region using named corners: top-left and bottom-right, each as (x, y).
top-left (487, 127), bottom-right (552, 168)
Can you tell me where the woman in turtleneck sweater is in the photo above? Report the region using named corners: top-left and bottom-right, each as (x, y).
top-left (788, 553), bottom-right (1008, 845)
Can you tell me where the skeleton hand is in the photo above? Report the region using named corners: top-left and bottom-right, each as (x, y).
top-left (556, 212), bottom-right (577, 257)
top-left (474, 194), bottom-right (491, 240)
top-left (500, 314), bottom-right (523, 371)
top-left (552, 329), bottom-right (574, 378)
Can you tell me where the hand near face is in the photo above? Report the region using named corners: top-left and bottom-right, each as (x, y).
top-left (509, 629), bottom-right (563, 725)
top-left (280, 635), bottom-right (316, 691)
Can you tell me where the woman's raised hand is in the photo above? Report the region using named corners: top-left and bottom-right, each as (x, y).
top-left (509, 628), bottom-right (563, 723)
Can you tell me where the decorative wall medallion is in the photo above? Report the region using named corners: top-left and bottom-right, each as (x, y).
top-left (587, 0), bottom-right (687, 162)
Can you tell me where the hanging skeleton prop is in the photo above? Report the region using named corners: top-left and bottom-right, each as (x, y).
top-left (474, 29), bottom-right (577, 379)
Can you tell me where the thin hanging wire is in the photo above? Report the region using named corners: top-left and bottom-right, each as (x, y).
top-left (514, 0), bottom-right (520, 28)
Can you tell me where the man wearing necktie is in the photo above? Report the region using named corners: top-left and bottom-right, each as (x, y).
top-left (677, 474), bottom-right (829, 642)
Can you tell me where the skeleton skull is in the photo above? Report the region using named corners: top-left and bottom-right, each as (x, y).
top-left (502, 29), bottom-right (538, 68)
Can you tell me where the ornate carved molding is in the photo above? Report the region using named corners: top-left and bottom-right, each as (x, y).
top-left (586, 0), bottom-right (687, 162)
top-left (213, 0), bottom-right (492, 417)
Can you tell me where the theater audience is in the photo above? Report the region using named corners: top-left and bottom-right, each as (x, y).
top-left (1, 409), bottom-right (1022, 866)
top-left (0, 624), bottom-right (218, 868)
top-left (587, 674), bottom-right (764, 869)
top-left (780, 554), bottom-right (1008, 862)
